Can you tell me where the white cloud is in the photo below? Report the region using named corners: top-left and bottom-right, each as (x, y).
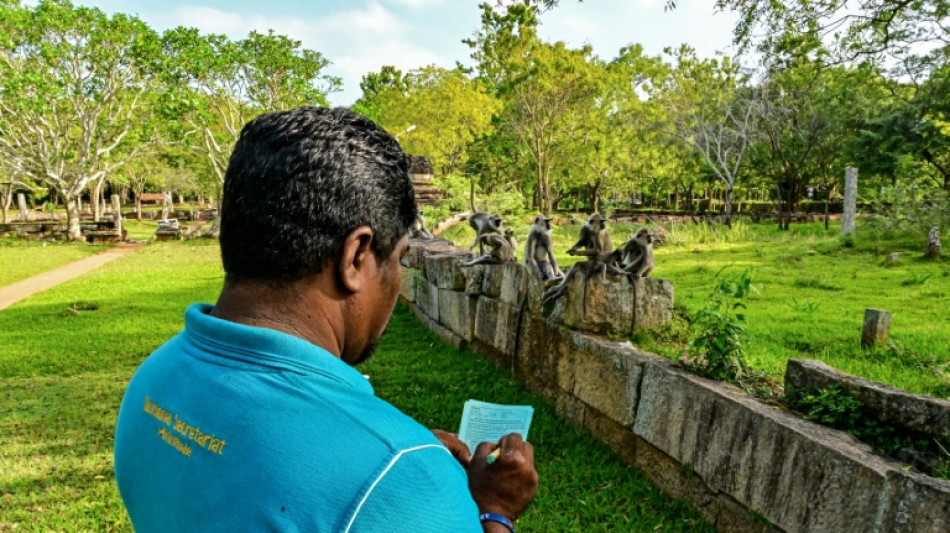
top-left (149, 3), bottom-right (454, 106)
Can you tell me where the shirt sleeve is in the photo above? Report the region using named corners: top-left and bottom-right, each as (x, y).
top-left (343, 444), bottom-right (483, 533)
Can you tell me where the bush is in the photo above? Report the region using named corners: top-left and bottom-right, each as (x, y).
top-left (682, 269), bottom-right (756, 382)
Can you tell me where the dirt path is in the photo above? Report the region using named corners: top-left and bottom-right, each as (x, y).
top-left (0, 242), bottom-right (145, 312)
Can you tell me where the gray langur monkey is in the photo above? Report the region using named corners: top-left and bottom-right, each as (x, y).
top-left (541, 247), bottom-right (625, 316)
top-left (468, 211), bottom-right (503, 254)
top-left (409, 214), bottom-right (434, 240)
top-left (504, 227), bottom-right (518, 263)
top-left (460, 233), bottom-right (513, 266)
top-left (523, 215), bottom-right (563, 280)
top-left (618, 228), bottom-right (654, 279)
top-left (568, 213), bottom-right (612, 257)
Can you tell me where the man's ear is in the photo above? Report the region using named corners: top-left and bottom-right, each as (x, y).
top-left (338, 226), bottom-right (375, 293)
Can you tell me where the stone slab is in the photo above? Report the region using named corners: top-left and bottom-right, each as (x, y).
top-left (556, 332), bottom-right (655, 427)
top-left (632, 278), bottom-right (675, 331)
top-left (883, 469), bottom-right (950, 532)
top-left (411, 277), bottom-right (439, 322)
top-left (473, 297), bottom-right (522, 364)
top-left (408, 302), bottom-right (466, 349)
top-left (399, 268), bottom-right (419, 303)
top-left (634, 363), bottom-right (901, 533)
top-left (514, 314), bottom-right (563, 403)
top-left (424, 251), bottom-right (470, 290)
top-left (786, 359), bottom-right (950, 440)
top-left (459, 264), bottom-right (486, 296)
top-left (437, 289), bottom-right (477, 341)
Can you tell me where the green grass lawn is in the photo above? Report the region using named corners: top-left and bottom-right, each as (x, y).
top-left (441, 218), bottom-right (950, 398)
top-left (0, 240), bottom-right (709, 532)
top-left (0, 239), bottom-right (109, 287)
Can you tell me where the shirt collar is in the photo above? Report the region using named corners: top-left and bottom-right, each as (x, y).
top-left (182, 303), bottom-right (374, 395)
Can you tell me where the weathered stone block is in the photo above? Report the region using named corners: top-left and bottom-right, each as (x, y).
top-left (424, 251), bottom-right (470, 290)
top-left (408, 302), bottom-right (465, 349)
top-left (862, 308), bottom-right (892, 347)
top-left (632, 278), bottom-right (674, 331)
top-left (412, 279), bottom-right (439, 322)
top-left (583, 405), bottom-right (637, 465)
top-left (437, 289), bottom-right (477, 341)
top-left (481, 263), bottom-right (506, 298)
top-left (399, 268), bottom-right (419, 303)
top-left (556, 331), bottom-right (649, 427)
top-left (403, 240), bottom-right (458, 270)
top-left (634, 436), bottom-right (718, 514)
top-left (459, 264), bottom-right (486, 296)
top-left (884, 469), bottom-right (950, 532)
top-left (634, 363), bottom-right (899, 533)
top-left (499, 262), bottom-right (531, 306)
top-left (514, 314), bottom-right (563, 403)
top-left (560, 270), bottom-right (634, 336)
top-left (473, 297), bottom-right (521, 364)
top-left (786, 359), bottom-right (950, 441)
top-left (554, 273), bottom-right (674, 335)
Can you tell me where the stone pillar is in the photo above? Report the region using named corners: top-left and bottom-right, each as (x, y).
top-left (861, 308), bottom-right (891, 347)
top-left (842, 167), bottom-right (858, 237)
top-left (17, 193), bottom-right (28, 221)
top-left (927, 226), bottom-right (941, 259)
top-left (112, 194), bottom-right (122, 240)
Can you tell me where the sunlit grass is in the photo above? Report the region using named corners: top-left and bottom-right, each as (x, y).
top-left (0, 238), bottom-right (109, 287)
top-left (0, 240), bottom-right (710, 532)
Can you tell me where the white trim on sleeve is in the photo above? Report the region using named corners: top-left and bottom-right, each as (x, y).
top-left (343, 444), bottom-right (452, 533)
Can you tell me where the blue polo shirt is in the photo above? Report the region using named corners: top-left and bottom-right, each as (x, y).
top-left (115, 304), bottom-right (481, 532)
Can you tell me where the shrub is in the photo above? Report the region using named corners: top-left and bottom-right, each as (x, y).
top-left (683, 269), bottom-right (756, 382)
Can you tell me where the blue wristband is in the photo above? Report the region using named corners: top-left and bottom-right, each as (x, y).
top-left (479, 512), bottom-right (515, 533)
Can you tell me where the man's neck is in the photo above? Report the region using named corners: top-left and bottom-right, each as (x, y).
top-left (210, 280), bottom-right (344, 359)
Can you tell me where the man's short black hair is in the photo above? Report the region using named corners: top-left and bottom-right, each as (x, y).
top-left (219, 106), bottom-right (417, 282)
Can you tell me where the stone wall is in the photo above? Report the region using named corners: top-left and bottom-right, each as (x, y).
top-left (402, 238), bottom-right (950, 532)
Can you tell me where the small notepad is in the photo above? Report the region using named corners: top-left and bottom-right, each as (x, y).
top-left (458, 400), bottom-right (534, 455)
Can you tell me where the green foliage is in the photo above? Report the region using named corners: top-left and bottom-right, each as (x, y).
top-left (683, 268), bottom-right (756, 382)
top-left (868, 186), bottom-right (950, 239)
top-left (787, 385), bottom-right (949, 478)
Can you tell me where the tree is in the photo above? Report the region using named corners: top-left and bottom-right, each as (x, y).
top-left (352, 65), bottom-right (407, 123)
top-left (715, 0), bottom-right (950, 67)
top-left (467, 4), bottom-right (600, 214)
top-left (161, 28), bottom-right (340, 208)
top-left (373, 66), bottom-right (500, 177)
top-left (0, 0), bottom-right (162, 240)
top-left (664, 47), bottom-right (755, 225)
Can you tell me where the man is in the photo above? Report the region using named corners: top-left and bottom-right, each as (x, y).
top-left (114, 107), bottom-right (538, 532)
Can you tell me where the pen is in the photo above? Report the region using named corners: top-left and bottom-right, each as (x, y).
top-left (486, 448), bottom-right (501, 464)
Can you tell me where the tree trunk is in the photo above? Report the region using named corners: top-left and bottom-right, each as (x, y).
top-left (724, 187), bottom-right (734, 227)
top-left (92, 178), bottom-right (103, 222)
top-left (66, 195), bottom-right (83, 242)
top-left (1, 187), bottom-right (9, 224)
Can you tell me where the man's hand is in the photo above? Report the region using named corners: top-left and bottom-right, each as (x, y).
top-left (467, 433), bottom-right (539, 522)
top-left (431, 429), bottom-right (472, 468)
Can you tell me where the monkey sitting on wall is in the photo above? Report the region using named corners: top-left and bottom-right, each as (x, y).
top-left (541, 247), bottom-right (624, 315)
top-left (409, 214), bottom-right (435, 240)
top-left (523, 215), bottom-right (563, 280)
top-left (504, 227), bottom-right (518, 263)
top-left (617, 228), bottom-right (654, 279)
top-left (460, 233), bottom-right (514, 267)
top-left (468, 211), bottom-right (503, 255)
top-left (568, 213), bottom-right (612, 257)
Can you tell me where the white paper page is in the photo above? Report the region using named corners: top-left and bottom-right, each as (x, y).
top-left (458, 400), bottom-right (534, 455)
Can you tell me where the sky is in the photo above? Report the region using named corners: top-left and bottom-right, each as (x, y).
top-left (69, 0), bottom-right (740, 106)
